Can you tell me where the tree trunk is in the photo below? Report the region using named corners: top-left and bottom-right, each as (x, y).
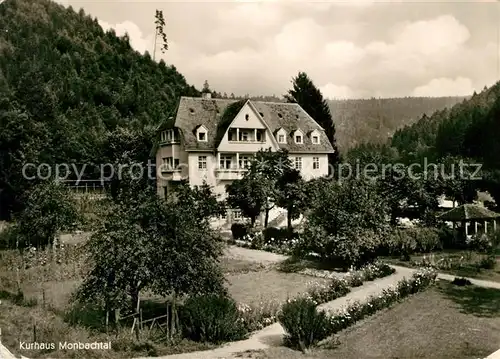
top-left (264, 208), bottom-right (270, 227)
top-left (287, 209), bottom-right (293, 239)
top-left (251, 216), bottom-right (256, 227)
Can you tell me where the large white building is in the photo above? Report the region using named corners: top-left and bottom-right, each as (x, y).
top-left (156, 93), bottom-right (335, 226)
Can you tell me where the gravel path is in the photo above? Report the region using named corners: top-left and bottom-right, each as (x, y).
top-left (134, 269), bottom-right (411, 359)
top-left (224, 246), bottom-right (288, 265)
top-left (134, 250), bottom-right (500, 359)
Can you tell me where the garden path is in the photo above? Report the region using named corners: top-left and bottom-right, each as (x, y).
top-left (135, 249), bottom-right (500, 359)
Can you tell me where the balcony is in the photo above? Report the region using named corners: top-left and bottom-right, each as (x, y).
top-left (227, 128), bottom-right (266, 143)
top-left (215, 167), bottom-right (248, 180)
top-left (159, 166), bottom-right (185, 181)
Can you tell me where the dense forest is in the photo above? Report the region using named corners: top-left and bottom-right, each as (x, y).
top-left (0, 0), bottom-right (199, 218)
top-left (348, 82), bottom-right (500, 209)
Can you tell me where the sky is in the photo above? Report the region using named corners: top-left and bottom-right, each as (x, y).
top-left (57, 0), bottom-right (500, 99)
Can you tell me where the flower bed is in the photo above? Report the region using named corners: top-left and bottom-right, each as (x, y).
top-left (234, 262), bottom-right (396, 333)
top-left (279, 268), bottom-right (438, 350)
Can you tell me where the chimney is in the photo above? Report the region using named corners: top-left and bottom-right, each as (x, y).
top-left (202, 92), bottom-right (212, 99)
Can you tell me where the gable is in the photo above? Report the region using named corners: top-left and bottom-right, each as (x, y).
top-left (229, 102), bottom-right (266, 129)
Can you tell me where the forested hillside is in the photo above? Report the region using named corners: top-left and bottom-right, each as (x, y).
top-left (0, 0), bottom-right (198, 218)
top-left (329, 96), bottom-right (466, 150)
top-left (349, 82), bottom-right (500, 208)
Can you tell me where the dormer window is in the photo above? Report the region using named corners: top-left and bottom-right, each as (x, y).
top-left (276, 128), bottom-right (287, 144)
top-left (196, 125), bottom-right (208, 142)
top-left (293, 129), bottom-right (304, 144)
top-left (310, 129), bottom-right (321, 145)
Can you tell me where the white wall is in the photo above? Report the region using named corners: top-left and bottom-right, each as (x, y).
top-left (230, 103), bottom-right (266, 129)
top-left (288, 153), bottom-right (329, 181)
top-left (188, 152), bottom-right (217, 188)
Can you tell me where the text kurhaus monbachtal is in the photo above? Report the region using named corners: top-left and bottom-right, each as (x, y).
top-left (19, 341), bottom-right (112, 350)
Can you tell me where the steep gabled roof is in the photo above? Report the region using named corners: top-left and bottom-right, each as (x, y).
top-left (167, 97), bottom-right (334, 153)
top-left (438, 203), bottom-right (500, 221)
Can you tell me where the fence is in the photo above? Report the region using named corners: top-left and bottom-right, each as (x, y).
top-left (59, 179), bottom-right (109, 198)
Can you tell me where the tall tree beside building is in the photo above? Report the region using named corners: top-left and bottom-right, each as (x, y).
top-left (286, 72), bottom-right (340, 165)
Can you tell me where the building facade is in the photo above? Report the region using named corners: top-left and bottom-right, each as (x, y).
top-left (156, 93), bottom-right (335, 226)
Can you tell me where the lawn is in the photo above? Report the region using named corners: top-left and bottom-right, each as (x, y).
top-left (0, 244), bottom-right (324, 359)
top-left (231, 280), bottom-right (500, 359)
top-left (383, 250), bottom-right (500, 282)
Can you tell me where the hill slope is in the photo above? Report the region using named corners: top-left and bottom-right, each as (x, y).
top-left (237, 95), bottom-right (466, 152)
top-left (329, 97), bottom-right (467, 151)
top-left (0, 0), bottom-right (198, 218)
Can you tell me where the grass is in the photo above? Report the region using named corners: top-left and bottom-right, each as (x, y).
top-left (0, 246), bottom-right (320, 358)
top-left (226, 269), bottom-right (329, 306)
top-left (383, 250), bottom-right (500, 282)
top-left (232, 280), bottom-right (500, 359)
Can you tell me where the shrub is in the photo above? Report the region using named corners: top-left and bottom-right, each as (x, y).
top-left (475, 255), bottom-right (496, 270)
top-left (307, 277), bottom-right (350, 304)
top-left (384, 227), bottom-right (442, 260)
top-left (263, 227), bottom-right (288, 244)
top-left (0, 224), bottom-right (18, 249)
top-left (468, 230), bottom-right (500, 254)
top-left (452, 277), bottom-right (472, 286)
top-left (278, 297), bottom-right (332, 350)
top-left (414, 227), bottom-right (442, 253)
top-left (361, 262), bottom-right (395, 281)
top-left (345, 271), bottom-right (363, 287)
top-left (328, 268), bottom-right (437, 336)
top-left (180, 295), bottom-right (246, 344)
top-left (278, 257), bottom-right (306, 273)
top-left (282, 268), bottom-right (437, 350)
top-left (231, 223), bottom-right (248, 240)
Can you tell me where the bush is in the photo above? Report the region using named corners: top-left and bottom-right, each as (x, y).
top-left (468, 230), bottom-right (500, 254)
top-left (384, 227), bottom-right (442, 260)
top-left (180, 295), bottom-right (246, 344)
top-left (0, 224), bottom-right (18, 249)
top-left (231, 223), bottom-right (248, 240)
top-left (451, 277), bottom-right (472, 286)
top-left (476, 255), bottom-right (496, 270)
top-left (263, 227), bottom-right (288, 244)
top-left (305, 226), bottom-right (382, 270)
top-left (307, 277), bottom-right (350, 304)
top-left (345, 272), bottom-right (363, 287)
top-left (282, 268), bottom-right (438, 350)
top-left (278, 297), bottom-right (332, 350)
top-left (361, 262), bottom-right (395, 281)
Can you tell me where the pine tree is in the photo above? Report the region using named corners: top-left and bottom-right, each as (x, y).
top-left (153, 9), bottom-right (168, 60)
top-left (286, 72), bottom-right (339, 164)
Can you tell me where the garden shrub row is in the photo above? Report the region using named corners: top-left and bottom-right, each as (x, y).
top-left (279, 268), bottom-right (438, 350)
top-left (180, 262), bottom-right (396, 344)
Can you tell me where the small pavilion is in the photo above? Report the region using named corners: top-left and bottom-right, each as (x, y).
top-left (438, 203), bottom-right (500, 239)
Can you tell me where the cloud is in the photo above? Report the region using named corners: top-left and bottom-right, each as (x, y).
top-left (320, 83), bottom-right (357, 99)
top-left (412, 77), bottom-right (476, 97)
top-left (84, 1), bottom-right (498, 99)
top-left (98, 19), bottom-right (152, 55)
